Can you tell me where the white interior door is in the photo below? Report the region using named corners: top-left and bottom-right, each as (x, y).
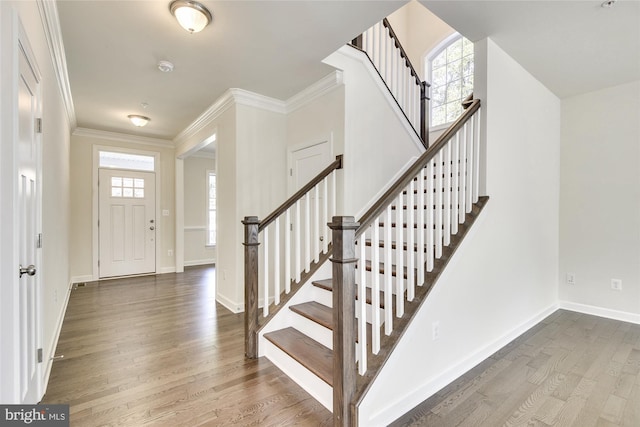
top-left (290, 141), bottom-right (331, 192)
top-left (99, 169), bottom-right (156, 278)
top-left (17, 35), bottom-right (42, 403)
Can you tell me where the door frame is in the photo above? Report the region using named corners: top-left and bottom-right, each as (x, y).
top-left (92, 145), bottom-right (161, 281)
top-left (0, 10), bottom-right (43, 403)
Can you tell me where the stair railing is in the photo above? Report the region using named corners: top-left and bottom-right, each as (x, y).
top-left (351, 18), bottom-right (429, 145)
top-left (331, 99), bottom-right (482, 425)
top-left (243, 155), bottom-right (343, 358)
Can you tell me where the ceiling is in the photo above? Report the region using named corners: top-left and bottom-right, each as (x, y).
top-left (421, 0), bottom-right (640, 99)
top-left (57, 0), bottom-right (639, 142)
top-left (56, 0), bottom-right (405, 141)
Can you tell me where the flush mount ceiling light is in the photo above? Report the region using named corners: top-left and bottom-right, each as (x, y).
top-left (128, 115), bottom-right (151, 127)
top-left (601, 0), bottom-right (617, 8)
top-left (169, 0), bottom-right (212, 33)
top-left (157, 60), bottom-right (174, 73)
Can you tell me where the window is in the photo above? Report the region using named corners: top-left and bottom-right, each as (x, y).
top-left (428, 35), bottom-right (474, 128)
top-left (99, 151), bottom-right (155, 171)
top-left (207, 171), bottom-right (216, 246)
top-left (110, 176), bottom-right (144, 198)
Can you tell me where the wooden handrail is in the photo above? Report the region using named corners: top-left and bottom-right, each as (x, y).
top-left (382, 18), bottom-right (421, 86)
top-left (258, 155), bottom-right (343, 232)
top-left (356, 99), bottom-right (481, 237)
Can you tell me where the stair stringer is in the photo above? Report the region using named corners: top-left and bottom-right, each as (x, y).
top-left (258, 260), bottom-right (334, 411)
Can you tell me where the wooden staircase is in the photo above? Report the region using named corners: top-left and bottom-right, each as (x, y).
top-left (260, 193), bottom-right (489, 420)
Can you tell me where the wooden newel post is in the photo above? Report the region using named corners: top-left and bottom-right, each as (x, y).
top-left (243, 216), bottom-right (260, 359)
top-left (329, 216), bottom-right (359, 427)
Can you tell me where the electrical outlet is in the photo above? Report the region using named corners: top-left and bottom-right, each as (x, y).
top-left (566, 273), bottom-right (576, 285)
top-left (611, 279), bottom-right (622, 291)
top-left (432, 321), bottom-right (440, 341)
top-left (54, 289), bottom-right (58, 303)
top-left (168, 249), bottom-right (173, 257)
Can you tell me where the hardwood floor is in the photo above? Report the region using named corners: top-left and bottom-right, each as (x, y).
top-left (391, 309), bottom-right (640, 427)
top-left (44, 267), bottom-right (640, 426)
top-left (42, 266), bottom-right (332, 426)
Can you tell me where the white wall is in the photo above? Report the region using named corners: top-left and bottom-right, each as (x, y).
top-left (358, 38), bottom-right (561, 425)
top-left (0, 0), bottom-right (71, 402)
top-left (387, 0), bottom-right (455, 80)
top-left (183, 155), bottom-right (216, 266)
top-left (559, 80), bottom-right (640, 321)
top-left (69, 133), bottom-right (176, 279)
top-left (324, 47), bottom-right (425, 218)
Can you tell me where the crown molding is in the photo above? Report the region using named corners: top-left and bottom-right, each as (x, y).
top-left (173, 89), bottom-right (235, 145)
top-left (230, 88), bottom-right (287, 113)
top-left (73, 128), bottom-right (174, 148)
top-left (37, 0), bottom-right (76, 129)
top-left (285, 70), bottom-right (343, 114)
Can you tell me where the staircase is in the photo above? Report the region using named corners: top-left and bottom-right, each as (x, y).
top-left (241, 18), bottom-right (487, 426)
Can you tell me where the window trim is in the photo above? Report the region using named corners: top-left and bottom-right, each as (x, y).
top-left (425, 32), bottom-right (474, 129)
top-left (206, 170), bottom-right (216, 247)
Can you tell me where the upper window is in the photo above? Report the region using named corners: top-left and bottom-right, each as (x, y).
top-left (428, 35), bottom-right (474, 128)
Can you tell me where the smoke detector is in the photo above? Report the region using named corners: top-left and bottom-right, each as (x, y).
top-left (157, 60), bottom-right (174, 73)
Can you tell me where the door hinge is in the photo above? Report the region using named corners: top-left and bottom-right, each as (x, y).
top-left (37, 348), bottom-right (43, 363)
top-left (35, 118), bottom-right (42, 133)
top-left (97, 220), bottom-right (100, 227)
top-left (36, 233), bottom-right (42, 249)
top-left (289, 168), bottom-right (292, 177)
top-left (98, 260), bottom-right (100, 267)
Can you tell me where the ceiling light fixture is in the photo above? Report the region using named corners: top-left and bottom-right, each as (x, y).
top-left (601, 0), bottom-right (617, 8)
top-left (128, 115), bottom-right (151, 127)
top-left (157, 60), bottom-right (174, 73)
top-left (169, 0), bottom-right (212, 33)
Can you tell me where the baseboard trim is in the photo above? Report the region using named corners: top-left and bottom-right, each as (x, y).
top-left (184, 259), bottom-right (215, 267)
top-left (158, 267), bottom-right (176, 274)
top-left (69, 275), bottom-right (93, 284)
top-left (41, 280), bottom-right (74, 397)
top-left (559, 300), bottom-right (640, 325)
top-left (368, 302), bottom-right (559, 426)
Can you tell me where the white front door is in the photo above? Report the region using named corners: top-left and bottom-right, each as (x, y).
top-left (17, 32), bottom-right (43, 403)
top-left (99, 169), bottom-right (156, 278)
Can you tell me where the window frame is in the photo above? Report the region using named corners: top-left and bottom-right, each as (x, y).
top-left (206, 170), bottom-right (216, 247)
top-left (425, 33), bottom-right (474, 131)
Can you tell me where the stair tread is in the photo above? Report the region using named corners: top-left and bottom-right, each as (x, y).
top-left (290, 301), bottom-right (333, 330)
top-left (264, 327), bottom-right (333, 386)
top-left (312, 279), bottom-right (386, 308)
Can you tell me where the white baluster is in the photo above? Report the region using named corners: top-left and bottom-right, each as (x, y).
top-left (304, 193), bottom-right (311, 271)
top-left (406, 179), bottom-right (415, 299)
top-left (451, 133), bottom-right (460, 235)
top-left (459, 125), bottom-right (467, 224)
top-left (285, 208), bottom-right (291, 293)
top-left (314, 184), bottom-right (320, 262)
top-left (263, 227), bottom-right (269, 317)
top-left (444, 141), bottom-right (452, 246)
top-left (274, 219), bottom-right (280, 305)
top-left (473, 109), bottom-right (481, 203)
top-left (331, 169), bottom-right (337, 221)
top-left (384, 205), bottom-right (393, 335)
top-left (417, 167), bottom-right (426, 285)
top-left (322, 176), bottom-right (328, 253)
top-left (465, 121), bottom-right (473, 213)
top-left (358, 233), bottom-right (367, 375)
top-left (372, 217), bottom-right (380, 354)
top-left (396, 192), bottom-right (406, 310)
top-left (426, 160), bottom-right (434, 272)
top-left (436, 151), bottom-right (444, 259)
top-left (295, 199), bottom-right (301, 281)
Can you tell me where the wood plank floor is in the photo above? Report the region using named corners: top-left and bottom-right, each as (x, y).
top-left (391, 309), bottom-right (640, 427)
top-left (42, 266), bottom-right (332, 426)
top-left (44, 266), bottom-right (640, 426)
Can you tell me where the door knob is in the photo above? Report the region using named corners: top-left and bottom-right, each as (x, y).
top-left (19, 264), bottom-right (36, 278)
top-left (150, 226), bottom-right (155, 231)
